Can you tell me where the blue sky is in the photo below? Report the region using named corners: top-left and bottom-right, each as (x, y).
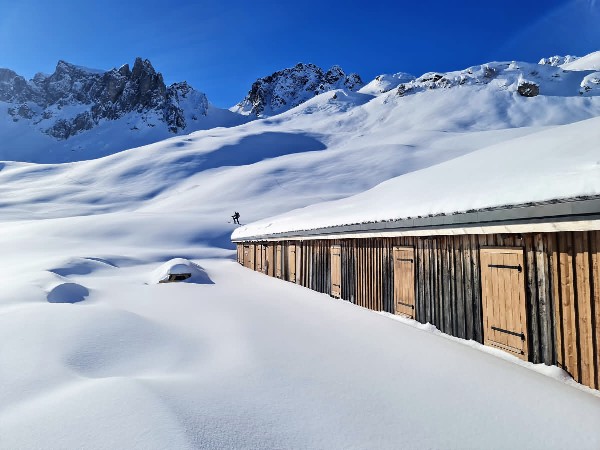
top-left (1, 0), bottom-right (599, 107)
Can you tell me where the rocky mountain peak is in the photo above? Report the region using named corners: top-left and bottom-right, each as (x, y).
top-left (234, 63), bottom-right (363, 116)
top-left (1, 57), bottom-right (210, 140)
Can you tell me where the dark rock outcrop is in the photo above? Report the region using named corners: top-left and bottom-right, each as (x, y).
top-left (235, 63), bottom-right (363, 116)
top-left (517, 82), bottom-right (540, 97)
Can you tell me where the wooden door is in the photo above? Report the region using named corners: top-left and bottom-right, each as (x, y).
top-left (249, 244), bottom-right (255, 270)
top-left (331, 245), bottom-right (342, 298)
top-left (256, 244), bottom-right (263, 273)
top-left (288, 244), bottom-right (297, 282)
top-left (480, 247), bottom-right (528, 360)
top-left (243, 245), bottom-right (251, 269)
top-left (393, 246), bottom-right (416, 318)
top-left (266, 244), bottom-right (274, 277)
top-left (276, 244), bottom-right (282, 278)
top-left (260, 245), bottom-right (268, 273)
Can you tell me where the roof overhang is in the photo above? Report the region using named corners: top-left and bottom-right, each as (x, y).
top-left (232, 196), bottom-right (600, 242)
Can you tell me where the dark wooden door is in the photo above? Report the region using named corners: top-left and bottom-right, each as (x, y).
top-left (480, 247), bottom-right (528, 360)
top-left (331, 245), bottom-right (342, 298)
top-left (393, 246), bottom-right (416, 318)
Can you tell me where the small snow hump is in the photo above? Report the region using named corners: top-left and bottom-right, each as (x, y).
top-left (151, 258), bottom-right (213, 285)
top-left (47, 282), bottom-right (90, 303)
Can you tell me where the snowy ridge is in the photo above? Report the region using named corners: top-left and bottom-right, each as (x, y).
top-left (538, 54), bottom-right (579, 66)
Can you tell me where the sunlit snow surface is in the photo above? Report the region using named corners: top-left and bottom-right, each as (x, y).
top-left (1, 55), bottom-right (600, 449)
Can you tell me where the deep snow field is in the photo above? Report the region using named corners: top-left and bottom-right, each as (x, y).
top-left (2, 56), bottom-right (600, 449)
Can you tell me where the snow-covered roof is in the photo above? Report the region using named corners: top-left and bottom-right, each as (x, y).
top-left (232, 116), bottom-right (600, 240)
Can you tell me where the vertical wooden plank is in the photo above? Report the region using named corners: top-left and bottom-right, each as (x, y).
top-left (449, 237), bottom-right (457, 335)
top-left (560, 232), bottom-right (579, 381)
top-left (471, 235), bottom-right (483, 343)
top-left (454, 236), bottom-right (465, 339)
top-left (525, 234), bottom-right (541, 363)
top-left (575, 232), bottom-right (594, 387)
top-left (590, 230), bottom-right (600, 389)
top-left (463, 236), bottom-right (474, 340)
top-left (535, 234), bottom-right (554, 365)
top-left (423, 239), bottom-right (431, 323)
top-left (442, 237), bottom-right (452, 334)
top-left (415, 238), bottom-right (423, 322)
top-left (550, 233), bottom-right (564, 369)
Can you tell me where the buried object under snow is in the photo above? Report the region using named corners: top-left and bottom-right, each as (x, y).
top-left (151, 258), bottom-right (213, 284)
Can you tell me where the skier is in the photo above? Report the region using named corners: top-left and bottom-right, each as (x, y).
top-left (232, 211), bottom-right (241, 225)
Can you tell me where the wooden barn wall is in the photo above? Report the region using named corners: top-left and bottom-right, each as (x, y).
top-left (551, 231), bottom-right (600, 389)
top-left (236, 230), bottom-right (600, 390)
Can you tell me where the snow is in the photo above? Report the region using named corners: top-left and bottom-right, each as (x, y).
top-left (358, 72), bottom-right (415, 95)
top-left (150, 258), bottom-right (213, 284)
top-left (561, 50), bottom-right (600, 71)
top-left (233, 115), bottom-right (600, 238)
top-left (1, 51), bottom-right (600, 448)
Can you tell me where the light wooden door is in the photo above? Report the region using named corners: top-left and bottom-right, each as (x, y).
top-left (266, 244), bottom-right (274, 277)
top-left (276, 244), bottom-right (282, 278)
top-left (243, 245), bottom-right (251, 269)
top-left (331, 245), bottom-right (342, 298)
top-left (249, 244), bottom-right (255, 270)
top-left (260, 245), bottom-right (268, 273)
top-left (480, 247), bottom-right (528, 360)
top-left (288, 244), bottom-right (297, 282)
top-left (256, 245), bottom-right (263, 273)
top-left (393, 246), bottom-right (416, 318)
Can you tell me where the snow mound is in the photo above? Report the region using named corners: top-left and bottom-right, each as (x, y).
top-left (47, 281), bottom-right (89, 304)
top-left (150, 258), bottom-right (213, 284)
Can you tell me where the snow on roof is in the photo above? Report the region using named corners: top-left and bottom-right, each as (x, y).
top-left (233, 116), bottom-right (600, 240)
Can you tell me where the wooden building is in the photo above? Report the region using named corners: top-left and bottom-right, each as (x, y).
top-left (233, 197), bottom-right (600, 391)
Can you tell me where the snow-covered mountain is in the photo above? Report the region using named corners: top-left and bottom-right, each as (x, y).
top-left (0, 58), bottom-right (247, 162)
top-left (232, 63), bottom-right (363, 116)
top-left (369, 58), bottom-right (600, 100)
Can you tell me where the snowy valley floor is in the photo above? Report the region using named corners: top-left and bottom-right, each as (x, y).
top-left (1, 230), bottom-right (600, 449)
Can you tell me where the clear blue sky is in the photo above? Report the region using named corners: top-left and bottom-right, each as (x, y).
top-left (1, 0), bottom-right (599, 107)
